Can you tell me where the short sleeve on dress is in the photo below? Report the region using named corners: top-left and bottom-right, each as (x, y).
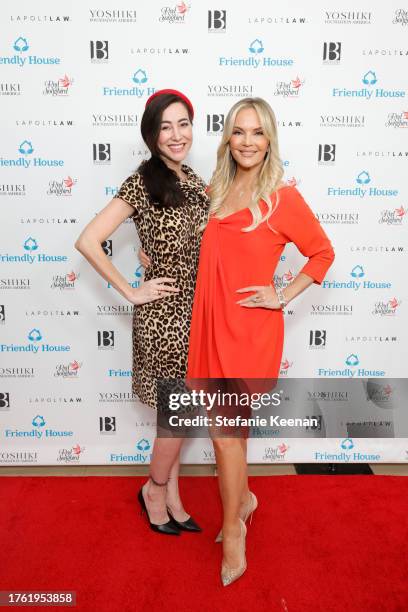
top-left (117, 173), bottom-right (146, 219)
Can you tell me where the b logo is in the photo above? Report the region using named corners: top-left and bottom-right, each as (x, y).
top-left (318, 144), bottom-right (336, 163)
top-left (207, 114), bottom-right (225, 133)
top-left (97, 331), bottom-right (115, 348)
top-left (323, 42), bottom-right (342, 62)
top-left (0, 392), bottom-right (10, 410)
top-left (208, 10), bottom-right (227, 32)
top-left (93, 143), bottom-right (111, 163)
top-left (99, 416), bottom-right (116, 433)
top-left (90, 40), bottom-right (109, 60)
top-left (101, 240), bottom-right (112, 257)
top-left (309, 330), bottom-right (327, 347)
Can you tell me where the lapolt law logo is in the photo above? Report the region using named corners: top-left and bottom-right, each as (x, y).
top-left (0, 37), bottom-right (61, 67)
top-left (0, 140), bottom-right (64, 169)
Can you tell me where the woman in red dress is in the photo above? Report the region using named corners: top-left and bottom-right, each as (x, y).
top-left (187, 98), bottom-right (335, 585)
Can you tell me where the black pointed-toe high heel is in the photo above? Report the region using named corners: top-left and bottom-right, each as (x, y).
top-left (166, 508), bottom-right (202, 532)
top-left (137, 488), bottom-right (180, 535)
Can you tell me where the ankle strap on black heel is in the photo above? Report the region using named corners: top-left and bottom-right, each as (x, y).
top-left (149, 475), bottom-right (168, 487)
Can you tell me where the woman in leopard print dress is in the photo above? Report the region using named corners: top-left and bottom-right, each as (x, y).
top-left (76, 90), bottom-right (208, 535)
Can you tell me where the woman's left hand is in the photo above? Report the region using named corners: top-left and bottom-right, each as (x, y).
top-left (236, 285), bottom-right (282, 309)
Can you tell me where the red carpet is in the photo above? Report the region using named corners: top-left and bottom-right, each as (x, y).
top-left (0, 475), bottom-right (407, 612)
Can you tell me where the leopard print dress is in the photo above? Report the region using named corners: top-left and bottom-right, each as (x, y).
top-left (117, 165), bottom-right (209, 409)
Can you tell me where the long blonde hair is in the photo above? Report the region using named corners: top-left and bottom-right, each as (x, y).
top-left (208, 97), bottom-right (284, 231)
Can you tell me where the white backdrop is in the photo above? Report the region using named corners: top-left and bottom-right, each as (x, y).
top-left (0, 0), bottom-right (407, 465)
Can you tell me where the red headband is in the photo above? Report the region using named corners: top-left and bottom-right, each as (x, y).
top-left (145, 89), bottom-right (194, 118)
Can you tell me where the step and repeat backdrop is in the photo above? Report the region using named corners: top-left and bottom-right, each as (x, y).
top-left (0, 1), bottom-right (407, 465)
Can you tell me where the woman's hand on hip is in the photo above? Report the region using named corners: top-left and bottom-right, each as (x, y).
top-left (128, 278), bottom-right (179, 305)
top-left (236, 285), bottom-right (282, 309)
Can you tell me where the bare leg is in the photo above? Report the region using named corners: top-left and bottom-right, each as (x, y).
top-left (142, 432), bottom-right (183, 525)
top-left (165, 454), bottom-right (190, 522)
top-left (239, 437), bottom-right (251, 510)
top-left (213, 437), bottom-right (247, 568)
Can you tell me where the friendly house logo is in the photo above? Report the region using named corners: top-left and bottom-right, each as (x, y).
top-left (322, 265), bottom-right (392, 291)
top-left (218, 39), bottom-right (294, 69)
top-left (0, 140), bottom-right (64, 169)
top-left (332, 71), bottom-right (406, 99)
top-left (315, 439), bottom-right (381, 462)
top-left (0, 238), bottom-right (68, 265)
top-left (110, 437), bottom-right (153, 463)
top-left (0, 328), bottom-right (71, 354)
top-left (327, 171), bottom-right (399, 197)
top-left (4, 416), bottom-right (74, 439)
top-left (0, 38), bottom-right (61, 67)
top-left (102, 69), bottom-right (156, 97)
top-left (317, 355), bottom-right (386, 378)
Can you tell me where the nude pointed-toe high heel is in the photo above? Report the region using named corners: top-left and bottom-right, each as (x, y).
top-left (221, 519), bottom-right (247, 587)
top-left (215, 491), bottom-right (257, 543)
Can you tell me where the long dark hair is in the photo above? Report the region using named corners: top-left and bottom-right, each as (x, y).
top-left (138, 93), bottom-right (193, 208)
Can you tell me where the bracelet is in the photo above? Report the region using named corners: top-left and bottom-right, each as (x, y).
top-left (275, 287), bottom-right (287, 309)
